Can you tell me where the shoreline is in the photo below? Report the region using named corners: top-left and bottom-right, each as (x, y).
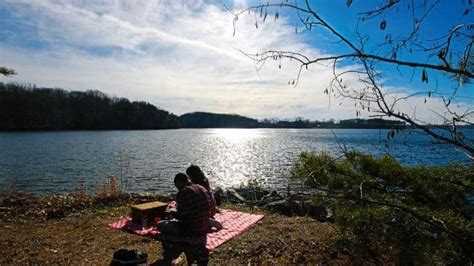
top-left (0, 127), bottom-right (410, 132)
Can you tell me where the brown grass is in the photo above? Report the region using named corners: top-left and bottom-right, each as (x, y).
top-left (0, 205), bottom-right (161, 264)
top-left (74, 182), bottom-right (86, 201)
top-left (96, 176), bottom-right (120, 198)
top-left (210, 211), bottom-right (345, 264)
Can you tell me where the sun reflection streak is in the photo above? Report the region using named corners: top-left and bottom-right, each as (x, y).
top-left (207, 129), bottom-right (265, 188)
top-left (209, 128), bottom-right (262, 143)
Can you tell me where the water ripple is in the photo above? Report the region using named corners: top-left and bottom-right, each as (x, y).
top-left (0, 129), bottom-right (470, 194)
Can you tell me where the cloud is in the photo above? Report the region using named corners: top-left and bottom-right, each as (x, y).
top-left (0, 0), bottom-right (470, 123)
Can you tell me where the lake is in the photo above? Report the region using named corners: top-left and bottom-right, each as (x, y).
top-left (0, 128), bottom-right (470, 195)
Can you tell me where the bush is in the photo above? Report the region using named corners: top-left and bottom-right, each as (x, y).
top-left (289, 151), bottom-right (473, 264)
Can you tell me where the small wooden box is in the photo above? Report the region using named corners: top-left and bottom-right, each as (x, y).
top-left (131, 201), bottom-right (168, 223)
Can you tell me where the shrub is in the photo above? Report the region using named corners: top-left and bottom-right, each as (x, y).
top-left (289, 151), bottom-right (473, 264)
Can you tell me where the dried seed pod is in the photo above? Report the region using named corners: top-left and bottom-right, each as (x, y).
top-left (380, 20), bottom-right (387, 30)
top-left (421, 69), bottom-right (428, 83)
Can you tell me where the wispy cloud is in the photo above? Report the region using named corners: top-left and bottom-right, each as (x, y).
top-left (0, 0), bottom-right (468, 122)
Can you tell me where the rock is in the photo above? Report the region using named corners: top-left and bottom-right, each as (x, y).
top-left (288, 193), bottom-right (312, 202)
top-left (264, 200), bottom-right (291, 216)
top-left (263, 198), bottom-right (333, 221)
top-left (235, 187), bottom-right (270, 201)
top-left (306, 203), bottom-right (334, 222)
top-left (226, 189), bottom-right (246, 203)
top-left (289, 200), bottom-right (305, 216)
top-left (46, 208), bottom-right (65, 219)
top-left (255, 188), bottom-right (272, 200)
top-left (213, 187), bottom-right (226, 205)
top-left (259, 190), bottom-right (283, 205)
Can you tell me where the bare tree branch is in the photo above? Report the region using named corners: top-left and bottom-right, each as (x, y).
top-left (233, 0), bottom-right (474, 158)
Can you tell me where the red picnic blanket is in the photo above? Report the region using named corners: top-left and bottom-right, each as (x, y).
top-left (108, 209), bottom-right (264, 251)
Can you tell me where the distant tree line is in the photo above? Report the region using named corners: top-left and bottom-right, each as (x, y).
top-left (179, 112), bottom-right (259, 128)
top-left (337, 118), bottom-right (406, 129)
top-left (0, 83), bottom-right (179, 130)
top-left (258, 117), bottom-right (406, 129)
top-left (0, 83), bottom-right (408, 130)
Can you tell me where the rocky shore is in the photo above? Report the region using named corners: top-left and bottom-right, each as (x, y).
top-left (215, 186), bottom-right (334, 222)
top-left (0, 185), bottom-right (333, 223)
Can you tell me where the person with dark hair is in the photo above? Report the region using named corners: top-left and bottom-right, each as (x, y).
top-left (186, 165), bottom-right (222, 231)
top-left (157, 173), bottom-right (211, 236)
top-left (174, 172), bottom-right (190, 190)
top-left (186, 165), bottom-right (210, 190)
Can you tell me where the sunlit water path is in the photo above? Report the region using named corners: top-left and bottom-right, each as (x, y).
top-left (0, 129), bottom-right (470, 194)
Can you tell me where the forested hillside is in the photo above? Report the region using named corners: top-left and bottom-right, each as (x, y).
top-left (178, 112), bottom-right (260, 128)
top-left (0, 83), bottom-right (180, 130)
top-left (0, 83), bottom-right (410, 130)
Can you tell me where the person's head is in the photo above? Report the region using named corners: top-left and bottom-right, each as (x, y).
top-left (174, 173), bottom-right (189, 190)
top-left (186, 165), bottom-right (210, 190)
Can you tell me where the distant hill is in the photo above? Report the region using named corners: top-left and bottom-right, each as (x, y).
top-left (179, 112), bottom-right (259, 128)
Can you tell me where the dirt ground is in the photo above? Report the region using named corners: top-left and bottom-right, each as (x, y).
top-left (0, 198), bottom-right (347, 265)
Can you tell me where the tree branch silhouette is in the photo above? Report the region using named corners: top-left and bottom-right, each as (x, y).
top-left (232, 0), bottom-right (473, 158)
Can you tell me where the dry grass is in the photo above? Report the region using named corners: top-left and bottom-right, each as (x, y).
top-left (95, 176), bottom-right (121, 198)
top-left (210, 212), bottom-right (346, 264)
top-left (0, 205), bottom-right (162, 264)
top-left (0, 194), bottom-right (348, 265)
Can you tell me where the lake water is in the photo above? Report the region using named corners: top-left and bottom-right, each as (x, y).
top-left (0, 129), bottom-right (470, 195)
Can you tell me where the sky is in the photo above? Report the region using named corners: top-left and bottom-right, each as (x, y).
top-left (0, 0), bottom-right (472, 122)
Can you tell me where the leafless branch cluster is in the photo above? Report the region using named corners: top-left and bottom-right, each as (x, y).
top-left (232, 0), bottom-right (474, 158)
top-left (0, 66), bottom-right (16, 76)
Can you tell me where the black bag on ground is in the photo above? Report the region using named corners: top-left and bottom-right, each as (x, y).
top-left (110, 248), bottom-right (148, 265)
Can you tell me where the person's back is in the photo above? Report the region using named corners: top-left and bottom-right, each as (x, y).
top-left (157, 173), bottom-right (211, 237)
top-left (186, 165), bottom-right (217, 217)
top-left (175, 182), bottom-right (211, 236)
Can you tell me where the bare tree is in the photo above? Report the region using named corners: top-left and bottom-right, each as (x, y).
top-left (232, 0), bottom-right (474, 158)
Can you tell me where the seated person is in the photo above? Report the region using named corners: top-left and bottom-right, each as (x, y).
top-left (157, 173), bottom-right (211, 236)
top-left (186, 165), bottom-right (223, 231)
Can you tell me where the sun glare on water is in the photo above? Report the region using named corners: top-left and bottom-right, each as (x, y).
top-left (207, 129), bottom-right (265, 188)
top-left (210, 128), bottom-right (262, 143)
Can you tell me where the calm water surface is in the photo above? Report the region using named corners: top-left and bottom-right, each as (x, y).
top-left (0, 129), bottom-right (469, 194)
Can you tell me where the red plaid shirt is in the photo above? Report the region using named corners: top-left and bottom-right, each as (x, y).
top-left (175, 182), bottom-right (211, 236)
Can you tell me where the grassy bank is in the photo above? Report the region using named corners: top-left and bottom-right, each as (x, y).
top-left (3, 150), bottom-right (472, 264)
top-left (0, 191), bottom-right (347, 264)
